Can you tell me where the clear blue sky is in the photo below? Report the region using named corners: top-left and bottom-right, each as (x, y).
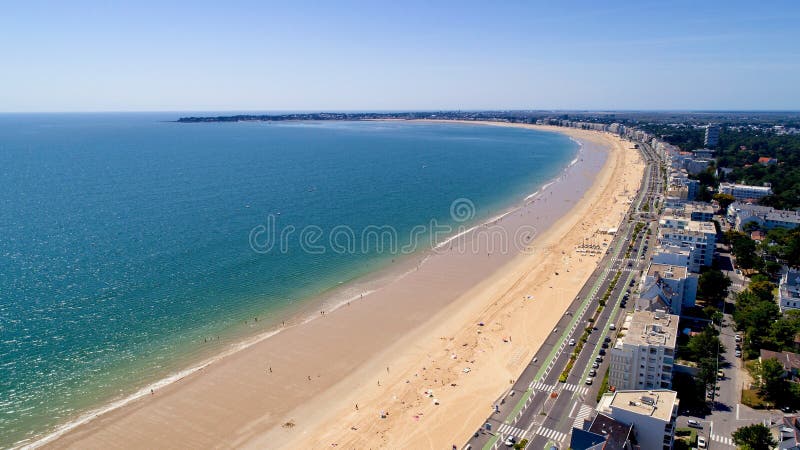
top-left (2, 1), bottom-right (799, 112)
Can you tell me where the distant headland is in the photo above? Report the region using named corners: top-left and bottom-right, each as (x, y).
top-left (175, 111), bottom-right (513, 123)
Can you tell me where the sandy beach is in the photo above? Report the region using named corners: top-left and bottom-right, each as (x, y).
top-left (34, 123), bottom-right (644, 449)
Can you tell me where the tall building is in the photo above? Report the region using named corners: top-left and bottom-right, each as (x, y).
top-left (609, 310), bottom-right (678, 391)
top-left (657, 220), bottom-right (717, 268)
top-left (596, 389), bottom-right (679, 450)
top-left (704, 124), bottom-right (720, 147)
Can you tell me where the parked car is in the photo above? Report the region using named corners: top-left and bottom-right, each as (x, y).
top-left (698, 435), bottom-right (707, 448)
top-left (569, 339), bottom-right (576, 346)
top-left (735, 350), bottom-right (742, 358)
top-left (717, 370), bottom-right (724, 379)
top-left (687, 419), bottom-right (703, 429)
top-left (735, 334), bottom-right (742, 342)
top-left (592, 361), bottom-right (600, 369)
top-left (604, 336), bottom-right (612, 343)
top-left (589, 369), bottom-right (597, 377)
top-left (599, 349), bottom-right (606, 356)
top-left (585, 378), bottom-right (593, 385)
top-left (609, 324), bottom-right (616, 330)
top-left (595, 356), bottom-right (603, 363)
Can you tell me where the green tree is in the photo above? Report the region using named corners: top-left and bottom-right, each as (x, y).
top-left (749, 280), bottom-right (777, 303)
top-left (731, 235), bottom-right (760, 270)
top-left (686, 326), bottom-right (722, 362)
top-left (697, 357), bottom-right (719, 393)
top-left (698, 269), bottom-right (732, 304)
top-left (713, 193), bottom-right (736, 211)
top-left (759, 357), bottom-right (787, 403)
top-left (731, 423), bottom-right (777, 450)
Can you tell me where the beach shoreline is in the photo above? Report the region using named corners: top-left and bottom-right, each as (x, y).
top-left (30, 122), bottom-right (643, 449)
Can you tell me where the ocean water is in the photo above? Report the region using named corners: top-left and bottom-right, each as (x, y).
top-left (0, 114), bottom-right (577, 446)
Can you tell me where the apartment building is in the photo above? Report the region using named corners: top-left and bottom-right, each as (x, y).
top-left (609, 310), bottom-right (678, 391)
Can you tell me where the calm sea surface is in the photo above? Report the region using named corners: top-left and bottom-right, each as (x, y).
top-left (0, 114), bottom-right (577, 446)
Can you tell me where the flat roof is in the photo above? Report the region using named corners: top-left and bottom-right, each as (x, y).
top-left (620, 310), bottom-right (678, 349)
top-left (605, 390), bottom-right (678, 422)
top-left (648, 263), bottom-right (688, 280)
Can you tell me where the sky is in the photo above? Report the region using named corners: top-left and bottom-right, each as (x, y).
top-left (1, 0), bottom-right (799, 112)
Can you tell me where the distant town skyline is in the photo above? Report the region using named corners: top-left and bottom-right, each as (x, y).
top-left (2, 1), bottom-right (799, 112)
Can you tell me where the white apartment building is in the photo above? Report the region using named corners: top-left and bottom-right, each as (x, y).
top-left (726, 202), bottom-right (800, 232)
top-left (609, 310), bottom-right (678, 392)
top-left (779, 269), bottom-right (800, 313)
top-left (658, 221), bottom-right (716, 268)
top-left (597, 389), bottom-right (679, 450)
top-left (719, 182), bottom-right (773, 201)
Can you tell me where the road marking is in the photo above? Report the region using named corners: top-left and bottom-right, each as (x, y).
top-left (496, 423), bottom-right (527, 438)
top-left (530, 381), bottom-right (555, 392)
top-left (568, 400), bottom-right (578, 418)
top-left (561, 383), bottom-right (589, 395)
top-left (573, 404), bottom-right (594, 430)
top-left (710, 433), bottom-right (734, 447)
top-left (536, 425), bottom-right (566, 443)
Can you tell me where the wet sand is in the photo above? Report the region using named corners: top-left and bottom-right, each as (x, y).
top-left (34, 124), bottom-right (644, 449)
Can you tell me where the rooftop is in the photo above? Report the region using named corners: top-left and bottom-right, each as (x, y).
top-left (761, 349), bottom-right (800, 371)
top-left (648, 263), bottom-right (688, 280)
top-left (586, 413), bottom-right (633, 449)
top-left (620, 310), bottom-right (678, 349)
top-left (600, 389), bottom-right (679, 422)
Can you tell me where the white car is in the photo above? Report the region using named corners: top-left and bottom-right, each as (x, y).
top-left (609, 324), bottom-right (616, 330)
top-left (569, 339), bottom-right (576, 346)
top-left (504, 435), bottom-right (517, 447)
top-left (698, 435), bottom-right (707, 448)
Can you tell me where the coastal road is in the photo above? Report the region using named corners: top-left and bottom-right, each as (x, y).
top-left (464, 138), bottom-right (663, 449)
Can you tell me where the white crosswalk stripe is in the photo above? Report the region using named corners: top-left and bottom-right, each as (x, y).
top-left (711, 433), bottom-right (734, 447)
top-left (573, 404), bottom-right (594, 429)
top-left (536, 425), bottom-right (566, 443)
top-left (561, 383), bottom-right (589, 395)
top-left (496, 423), bottom-right (526, 438)
top-left (530, 381), bottom-right (555, 392)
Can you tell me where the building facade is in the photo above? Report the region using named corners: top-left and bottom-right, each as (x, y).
top-left (609, 310), bottom-right (678, 391)
top-left (719, 182), bottom-right (773, 201)
top-left (779, 269), bottom-right (800, 313)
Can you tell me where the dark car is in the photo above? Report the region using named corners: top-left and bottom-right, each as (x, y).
top-left (599, 349), bottom-right (606, 356)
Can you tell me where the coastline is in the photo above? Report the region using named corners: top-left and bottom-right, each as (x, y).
top-left (28, 123), bottom-right (642, 449)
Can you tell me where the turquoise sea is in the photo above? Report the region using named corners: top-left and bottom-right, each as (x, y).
top-left (0, 114), bottom-right (577, 446)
